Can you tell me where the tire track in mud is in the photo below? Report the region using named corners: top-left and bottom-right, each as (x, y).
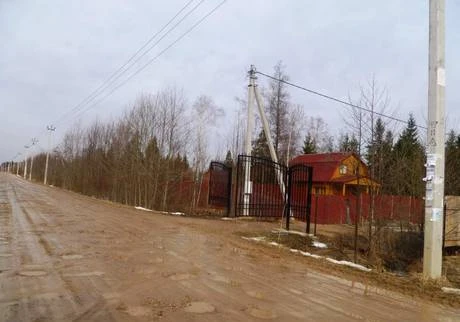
top-left (0, 179), bottom-right (13, 272)
top-left (11, 176), bottom-right (149, 320)
top-left (0, 175), bottom-right (115, 321)
top-left (81, 210), bottom-right (375, 321)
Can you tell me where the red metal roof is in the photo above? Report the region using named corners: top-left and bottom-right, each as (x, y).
top-left (290, 153), bottom-right (353, 183)
top-left (290, 152), bottom-right (352, 164)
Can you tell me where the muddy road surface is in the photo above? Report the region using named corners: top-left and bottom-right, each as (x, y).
top-left (0, 173), bottom-right (458, 321)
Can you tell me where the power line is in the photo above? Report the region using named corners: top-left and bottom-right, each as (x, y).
top-left (72, 0), bottom-right (227, 121)
top-left (54, 0), bottom-right (204, 126)
top-left (9, 0), bottom-right (226, 163)
top-left (255, 70), bottom-right (427, 130)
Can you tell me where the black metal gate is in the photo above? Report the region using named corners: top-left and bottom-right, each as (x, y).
top-left (234, 155), bottom-right (313, 232)
top-left (286, 164), bottom-right (314, 231)
top-left (235, 155), bottom-right (288, 218)
top-left (208, 161), bottom-right (232, 215)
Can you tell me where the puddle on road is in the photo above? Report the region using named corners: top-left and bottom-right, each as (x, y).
top-left (246, 307), bottom-right (277, 320)
top-left (62, 254), bottom-right (83, 260)
top-left (245, 290), bottom-right (265, 299)
top-left (18, 270), bottom-right (48, 277)
top-left (183, 301), bottom-right (215, 314)
top-left (210, 274), bottom-right (231, 284)
top-left (63, 271), bottom-right (104, 277)
top-left (224, 265), bottom-right (243, 272)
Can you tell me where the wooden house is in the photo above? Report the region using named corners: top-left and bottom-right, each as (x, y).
top-left (290, 152), bottom-right (379, 196)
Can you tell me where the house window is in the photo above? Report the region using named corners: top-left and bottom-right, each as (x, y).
top-left (339, 165), bottom-right (347, 175)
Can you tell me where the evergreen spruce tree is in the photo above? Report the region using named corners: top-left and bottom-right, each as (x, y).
top-left (302, 134), bottom-right (317, 154)
top-left (391, 114), bottom-right (425, 196)
top-left (338, 133), bottom-right (359, 153)
top-left (251, 130), bottom-right (270, 159)
top-left (224, 150), bottom-right (233, 167)
top-left (445, 130), bottom-right (460, 195)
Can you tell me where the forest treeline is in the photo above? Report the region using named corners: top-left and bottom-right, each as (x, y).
top-left (4, 62), bottom-right (460, 211)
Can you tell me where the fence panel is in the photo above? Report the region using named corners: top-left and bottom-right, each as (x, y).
top-left (208, 162), bottom-right (232, 214)
top-left (310, 194), bottom-right (424, 225)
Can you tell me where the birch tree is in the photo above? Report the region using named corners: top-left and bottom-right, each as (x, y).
top-left (190, 95), bottom-right (223, 208)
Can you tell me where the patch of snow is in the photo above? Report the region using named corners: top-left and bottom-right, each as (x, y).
top-left (325, 258), bottom-right (371, 272)
top-left (312, 241), bottom-right (328, 249)
top-left (134, 206), bottom-right (152, 212)
top-left (49, 185), bottom-right (54, 187)
top-left (442, 287), bottom-right (460, 295)
top-left (242, 236), bottom-right (265, 242)
top-left (300, 251), bottom-right (322, 259)
top-left (272, 228), bottom-right (307, 237)
top-left (246, 236), bottom-right (371, 273)
top-left (170, 212), bottom-right (185, 216)
top-left (221, 217), bottom-right (233, 221)
top-left (291, 249), bottom-right (371, 272)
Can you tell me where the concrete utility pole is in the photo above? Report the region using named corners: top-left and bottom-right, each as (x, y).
top-left (23, 145), bottom-right (29, 179)
top-left (29, 138), bottom-right (38, 181)
top-left (423, 0), bottom-right (445, 279)
top-left (16, 153), bottom-right (21, 176)
top-left (253, 76), bottom-right (286, 194)
top-left (242, 65), bottom-right (287, 217)
top-left (243, 66), bottom-right (256, 216)
top-left (44, 125), bottom-right (56, 185)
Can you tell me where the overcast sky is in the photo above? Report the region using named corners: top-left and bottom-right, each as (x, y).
top-left (1, 0), bottom-right (459, 162)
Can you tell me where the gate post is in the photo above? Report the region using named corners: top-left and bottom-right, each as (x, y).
top-left (234, 156), bottom-right (241, 217)
top-left (227, 166), bottom-right (233, 217)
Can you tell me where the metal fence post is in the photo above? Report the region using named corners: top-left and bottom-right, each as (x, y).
top-left (286, 167), bottom-right (292, 231)
top-left (306, 166), bottom-right (313, 234)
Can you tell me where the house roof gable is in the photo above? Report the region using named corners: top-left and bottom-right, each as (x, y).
top-left (290, 152), bottom-right (366, 182)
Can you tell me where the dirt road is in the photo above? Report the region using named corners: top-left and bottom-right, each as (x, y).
top-left (0, 173), bottom-right (458, 321)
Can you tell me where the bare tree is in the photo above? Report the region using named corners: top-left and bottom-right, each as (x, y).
top-left (264, 61), bottom-right (291, 163)
top-left (343, 76), bottom-right (393, 260)
top-left (285, 104), bottom-right (304, 163)
top-left (190, 95), bottom-right (224, 209)
top-left (304, 116), bottom-right (333, 153)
